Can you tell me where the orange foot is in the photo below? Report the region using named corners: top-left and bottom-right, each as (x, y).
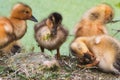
top-left (77, 60), bottom-right (99, 68)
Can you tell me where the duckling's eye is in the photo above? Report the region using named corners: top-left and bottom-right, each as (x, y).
top-left (51, 18), bottom-right (55, 24)
top-left (110, 14), bottom-right (113, 18)
top-left (24, 11), bottom-right (29, 14)
top-left (50, 18), bottom-right (54, 22)
top-left (26, 11), bottom-right (29, 14)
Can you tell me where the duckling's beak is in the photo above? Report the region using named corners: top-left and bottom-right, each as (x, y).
top-left (83, 53), bottom-right (92, 61)
top-left (51, 26), bottom-right (57, 35)
top-left (83, 52), bottom-right (95, 63)
top-left (29, 15), bottom-right (38, 22)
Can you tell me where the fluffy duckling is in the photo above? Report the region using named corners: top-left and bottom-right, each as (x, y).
top-left (74, 3), bottom-right (114, 38)
top-left (0, 3), bottom-right (37, 52)
top-left (34, 12), bottom-right (68, 59)
top-left (70, 35), bottom-right (120, 74)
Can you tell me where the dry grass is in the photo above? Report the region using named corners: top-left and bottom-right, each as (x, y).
top-left (0, 52), bottom-right (120, 80)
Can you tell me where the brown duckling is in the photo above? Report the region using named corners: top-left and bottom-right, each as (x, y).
top-left (0, 2), bottom-right (37, 55)
top-left (34, 12), bottom-right (68, 59)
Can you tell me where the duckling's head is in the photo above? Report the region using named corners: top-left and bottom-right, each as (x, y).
top-left (84, 3), bottom-right (113, 24)
top-left (98, 3), bottom-right (114, 23)
top-left (10, 2), bottom-right (38, 22)
top-left (46, 12), bottom-right (62, 36)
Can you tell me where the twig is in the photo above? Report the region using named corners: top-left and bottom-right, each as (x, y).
top-left (68, 34), bottom-right (74, 36)
top-left (63, 60), bottom-right (72, 69)
top-left (112, 32), bottom-right (119, 37)
top-left (77, 64), bottom-right (98, 72)
top-left (8, 68), bottom-right (21, 79)
top-left (112, 29), bottom-right (120, 37)
top-left (109, 20), bottom-right (120, 23)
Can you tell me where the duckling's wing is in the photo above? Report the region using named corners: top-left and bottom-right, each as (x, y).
top-left (34, 19), bottom-right (47, 32)
top-left (0, 17), bottom-right (14, 47)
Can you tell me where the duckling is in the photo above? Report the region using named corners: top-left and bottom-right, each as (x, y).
top-left (0, 2), bottom-right (37, 53)
top-left (70, 35), bottom-right (120, 74)
top-left (34, 12), bottom-right (68, 59)
top-left (74, 3), bottom-right (114, 38)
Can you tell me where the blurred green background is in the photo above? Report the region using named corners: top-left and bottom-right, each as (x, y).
top-left (0, 0), bottom-right (120, 55)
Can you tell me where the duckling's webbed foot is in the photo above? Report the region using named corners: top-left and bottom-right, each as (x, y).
top-left (85, 60), bottom-right (99, 68)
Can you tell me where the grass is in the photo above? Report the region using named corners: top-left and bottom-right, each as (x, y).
top-left (0, 53), bottom-right (120, 80)
top-left (0, 0), bottom-right (120, 55)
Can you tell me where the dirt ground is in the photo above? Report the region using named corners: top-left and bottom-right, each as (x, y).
top-left (0, 52), bottom-right (120, 80)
